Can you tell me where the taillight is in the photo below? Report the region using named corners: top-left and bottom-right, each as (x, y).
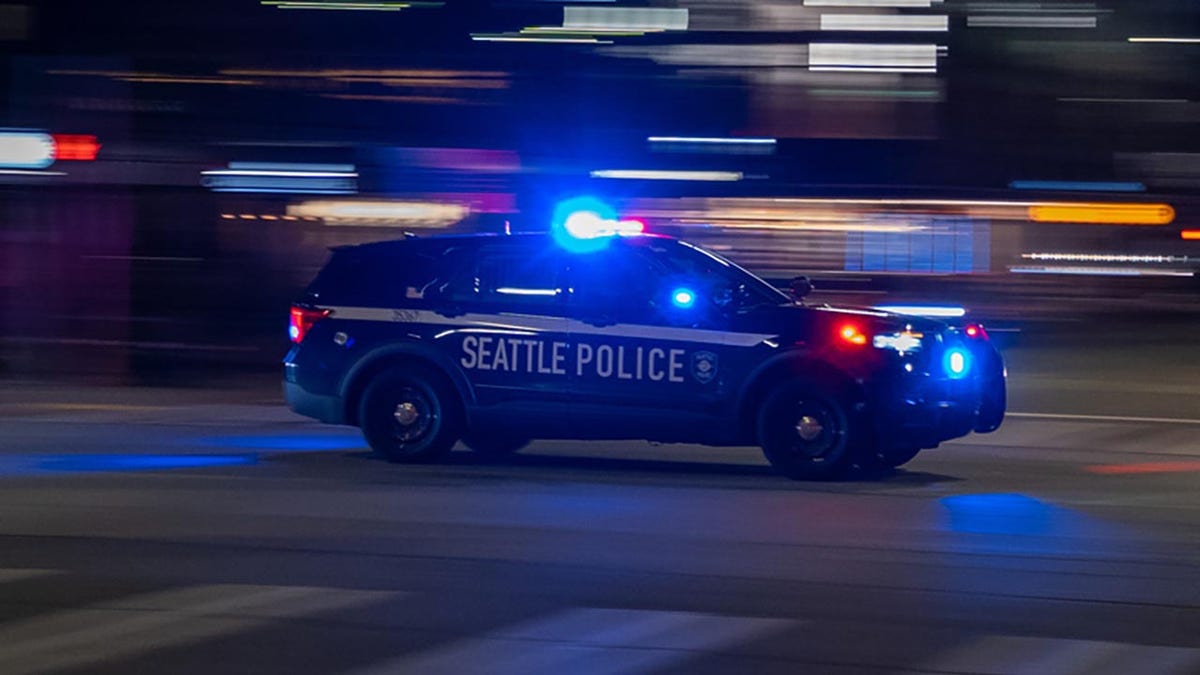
top-left (289, 305), bottom-right (330, 344)
top-left (838, 323), bottom-right (868, 346)
top-left (964, 323), bottom-right (989, 340)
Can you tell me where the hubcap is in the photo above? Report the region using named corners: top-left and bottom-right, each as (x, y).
top-left (393, 402), bottom-right (420, 426)
top-left (388, 387), bottom-right (434, 444)
top-left (796, 415), bottom-right (824, 441)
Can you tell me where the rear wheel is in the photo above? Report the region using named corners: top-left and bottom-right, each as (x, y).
top-left (757, 383), bottom-right (856, 480)
top-left (462, 432), bottom-right (530, 461)
top-left (359, 366), bottom-right (460, 463)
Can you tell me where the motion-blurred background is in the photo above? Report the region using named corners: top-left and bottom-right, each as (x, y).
top-left (2, 0), bottom-right (1197, 383)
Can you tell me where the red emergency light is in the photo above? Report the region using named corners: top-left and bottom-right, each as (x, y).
top-left (51, 134), bottom-right (101, 161)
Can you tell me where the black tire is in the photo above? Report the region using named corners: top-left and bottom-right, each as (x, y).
top-left (871, 446), bottom-right (922, 469)
top-left (358, 366), bottom-right (460, 463)
top-left (757, 382), bottom-right (857, 480)
top-left (462, 432), bottom-right (530, 461)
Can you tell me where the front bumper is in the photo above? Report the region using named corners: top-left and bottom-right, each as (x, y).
top-left (869, 354), bottom-right (1006, 450)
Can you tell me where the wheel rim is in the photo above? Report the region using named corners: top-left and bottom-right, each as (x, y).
top-left (389, 386), bottom-right (436, 445)
top-left (784, 399), bottom-right (841, 460)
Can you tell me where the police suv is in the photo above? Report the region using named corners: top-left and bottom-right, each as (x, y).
top-left (284, 222), bottom-right (1005, 480)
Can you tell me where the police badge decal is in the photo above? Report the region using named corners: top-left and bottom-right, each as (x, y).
top-left (692, 350), bottom-right (718, 384)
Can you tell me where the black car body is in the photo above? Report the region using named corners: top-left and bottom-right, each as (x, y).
top-left (284, 231), bottom-right (1005, 479)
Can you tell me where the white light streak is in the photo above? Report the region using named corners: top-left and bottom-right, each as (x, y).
top-left (1128, 37), bottom-right (1200, 44)
top-left (1010, 266), bottom-right (1195, 277)
top-left (968, 16), bottom-right (1097, 28)
top-left (590, 169), bottom-right (744, 181)
top-left (647, 136), bottom-right (777, 145)
top-left (874, 305), bottom-right (966, 318)
top-left (1021, 252), bottom-right (1190, 263)
top-left (808, 43), bottom-right (939, 72)
top-left (0, 131), bottom-right (55, 169)
top-left (820, 15), bottom-right (948, 32)
top-left (563, 7), bottom-right (688, 31)
top-left (805, 0), bottom-right (934, 6)
top-left (471, 35), bottom-right (609, 44)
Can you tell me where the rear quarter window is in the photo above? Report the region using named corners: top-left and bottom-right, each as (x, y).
top-left (301, 245), bottom-right (444, 307)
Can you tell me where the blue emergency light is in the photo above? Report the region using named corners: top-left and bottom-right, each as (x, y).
top-left (671, 288), bottom-right (696, 308)
top-left (551, 197), bottom-right (644, 253)
top-left (944, 347), bottom-right (971, 379)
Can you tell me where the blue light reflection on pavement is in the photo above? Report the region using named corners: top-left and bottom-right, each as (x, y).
top-left (936, 493), bottom-right (1121, 558)
top-left (195, 433), bottom-right (366, 451)
top-left (0, 453), bottom-right (257, 477)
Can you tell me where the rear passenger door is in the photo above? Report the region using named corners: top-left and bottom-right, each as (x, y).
top-left (436, 241), bottom-right (571, 432)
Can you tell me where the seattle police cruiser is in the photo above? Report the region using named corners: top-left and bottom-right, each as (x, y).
top-left (283, 205), bottom-right (1005, 480)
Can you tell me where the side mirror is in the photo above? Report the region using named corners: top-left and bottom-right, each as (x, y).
top-left (789, 275), bottom-right (814, 300)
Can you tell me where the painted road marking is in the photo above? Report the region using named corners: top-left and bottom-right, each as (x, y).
top-left (1008, 412), bottom-right (1200, 425)
top-left (0, 584), bottom-right (401, 675)
top-left (921, 635), bottom-right (1200, 675)
top-left (349, 607), bottom-right (797, 675)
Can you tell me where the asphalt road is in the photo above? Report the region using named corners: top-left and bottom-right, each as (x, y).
top-left (0, 332), bottom-right (1198, 674)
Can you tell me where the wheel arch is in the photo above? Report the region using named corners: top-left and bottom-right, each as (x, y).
top-left (736, 352), bottom-right (865, 437)
top-left (339, 344), bottom-right (475, 427)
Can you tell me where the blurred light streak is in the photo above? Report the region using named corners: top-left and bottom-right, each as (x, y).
top-left (679, 220), bottom-right (922, 233)
top-left (809, 88), bottom-right (941, 100)
top-left (967, 16), bottom-right (1097, 28)
top-left (322, 94), bottom-right (469, 104)
top-left (648, 136), bottom-right (776, 145)
top-left (874, 305), bottom-right (966, 318)
top-left (471, 35), bottom-right (609, 44)
top-left (0, 169), bottom-right (67, 176)
top-left (1128, 37), bottom-right (1200, 44)
top-left (820, 15), bottom-right (948, 31)
top-left (590, 170), bottom-right (743, 181)
top-left (1086, 461), bottom-right (1200, 475)
top-left (1181, 230), bottom-right (1200, 240)
top-left (34, 454), bottom-right (256, 474)
top-left (1027, 202), bottom-right (1175, 225)
top-left (286, 199), bottom-right (468, 227)
top-left (1009, 180), bottom-right (1145, 192)
top-left (1059, 98), bottom-right (1189, 104)
top-left (0, 130), bottom-right (55, 169)
top-left (261, 1), bottom-right (413, 9)
top-left (563, 7), bottom-right (688, 31)
top-left (117, 76), bottom-right (262, 86)
top-left (1021, 253), bottom-right (1189, 263)
top-left (327, 76), bottom-right (507, 89)
top-left (221, 68), bottom-right (505, 79)
top-left (805, 0), bottom-right (933, 6)
top-left (1009, 266), bottom-right (1194, 277)
top-left (50, 134), bottom-right (100, 161)
top-left (203, 163), bottom-right (358, 194)
top-left (521, 27), bottom-right (654, 36)
top-left (808, 43), bottom-right (939, 73)
top-left (648, 136), bottom-right (776, 155)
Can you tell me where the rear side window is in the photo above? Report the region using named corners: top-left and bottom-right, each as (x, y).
top-left (444, 244), bottom-right (566, 311)
top-left (302, 245), bottom-right (443, 307)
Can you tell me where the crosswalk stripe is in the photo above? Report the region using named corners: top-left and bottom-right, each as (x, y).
top-left (0, 584), bottom-right (401, 675)
top-left (920, 635), bottom-right (1200, 675)
top-left (348, 607), bottom-right (797, 675)
top-left (0, 569), bottom-right (59, 584)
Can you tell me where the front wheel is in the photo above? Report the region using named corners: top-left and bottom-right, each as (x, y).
top-left (757, 383), bottom-right (857, 480)
top-left (359, 366), bottom-right (460, 463)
